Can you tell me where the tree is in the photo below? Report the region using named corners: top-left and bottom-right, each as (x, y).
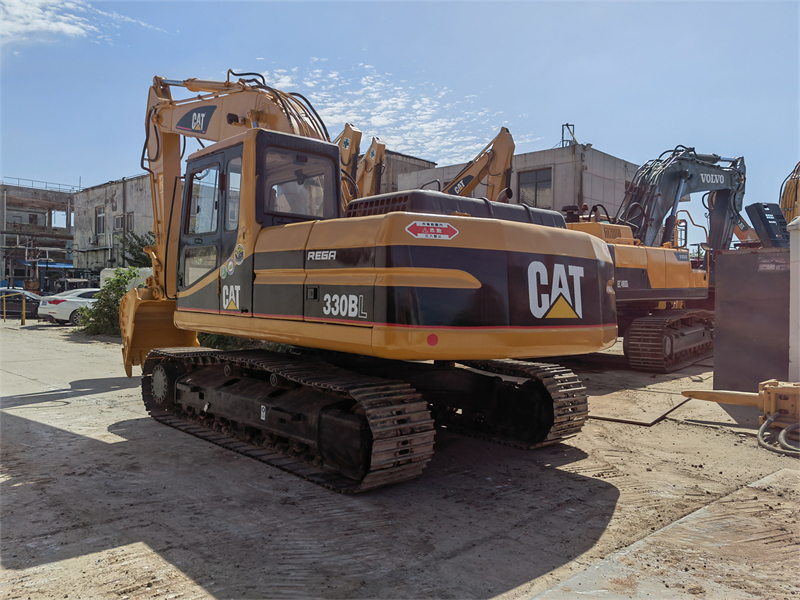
top-left (78, 266), bottom-right (141, 335)
top-left (117, 231), bottom-right (156, 268)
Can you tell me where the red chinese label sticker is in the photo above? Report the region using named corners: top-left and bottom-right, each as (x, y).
top-left (405, 221), bottom-right (459, 240)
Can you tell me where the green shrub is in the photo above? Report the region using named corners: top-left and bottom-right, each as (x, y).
top-left (78, 266), bottom-right (141, 335)
top-left (116, 231), bottom-right (156, 268)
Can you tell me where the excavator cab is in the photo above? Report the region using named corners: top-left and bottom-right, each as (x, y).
top-left (256, 130), bottom-right (343, 226)
top-left (122, 129), bottom-right (344, 375)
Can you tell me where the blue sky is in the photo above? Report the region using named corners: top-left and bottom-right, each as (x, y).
top-left (1, 1), bottom-right (798, 228)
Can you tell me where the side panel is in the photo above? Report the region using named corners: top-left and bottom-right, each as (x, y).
top-left (611, 244), bottom-right (708, 303)
top-left (304, 218), bottom-right (379, 327)
top-left (190, 212), bottom-right (618, 360)
top-left (252, 222), bottom-right (314, 320)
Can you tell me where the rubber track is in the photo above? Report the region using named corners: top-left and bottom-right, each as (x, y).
top-left (141, 348), bottom-right (435, 493)
top-left (455, 359), bottom-right (589, 449)
top-left (626, 309), bottom-right (714, 373)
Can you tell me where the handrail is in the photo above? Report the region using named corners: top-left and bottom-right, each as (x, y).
top-left (676, 209), bottom-right (709, 243)
top-left (2, 177), bottom-right (81, 193)
top-left (2, 290), bottom-right (32, 324)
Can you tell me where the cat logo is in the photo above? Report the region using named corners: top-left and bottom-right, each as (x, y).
top-left (528, 261), bottom-right (584, 319)
top-left (222, 284), bottom-right (241, 311)
top-left (176, 106), bottom-right (216, 135)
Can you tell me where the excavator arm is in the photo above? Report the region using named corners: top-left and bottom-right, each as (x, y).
top-left (354, 136), bottom-right (387, 199)
top-left (334, 123), bottom-right (362, 210)
top-left (441, 127), bottom-right (515, 202)
top-left (615, 147), bottom-right (746, 250)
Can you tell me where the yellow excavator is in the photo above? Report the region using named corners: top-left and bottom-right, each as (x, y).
top-left (120, 70), bottom-right (617, 492)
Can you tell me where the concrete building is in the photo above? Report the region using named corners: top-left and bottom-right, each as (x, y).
top-left (380, 150), bottom-right (437, 195)
top-left (1, 179), bottom-right (76, 290)
top-left (399, 142), bottom-right (640, 218)
top-left (72, 175), bottom-right (152, 275)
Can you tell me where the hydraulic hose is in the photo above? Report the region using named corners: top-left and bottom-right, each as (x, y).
top-left (757, 413), bottom-right (800, 457)
top-left (778, 423), bottom-right (800, 453)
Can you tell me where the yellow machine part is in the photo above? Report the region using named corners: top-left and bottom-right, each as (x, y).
top-left (567, 221), bottom-right (636, 245)
top-left (780, 160), bottom-right (799, 222)
top-left (683, 380), bottom-right (799, 429)
top-left (120, 287), bottom-right (198, 377)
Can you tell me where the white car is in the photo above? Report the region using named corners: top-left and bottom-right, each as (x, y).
top-left (40, 288), bottom-right (101, 325)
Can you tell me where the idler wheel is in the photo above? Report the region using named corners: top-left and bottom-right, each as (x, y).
top-left (151, 362), bottom-right (185, 404)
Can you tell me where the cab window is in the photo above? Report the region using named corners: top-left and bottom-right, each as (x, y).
top-left (225, 156), bottom-right (242, 231)
top-left (264, 149), bottom-right (335, 219)
top-left (185, 165), bottom-right (220, 234)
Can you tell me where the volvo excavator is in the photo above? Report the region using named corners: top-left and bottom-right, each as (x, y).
top-left (120, 71), bottom-right (618, 492)
top-left (564, 146), bottom-right (749, 372)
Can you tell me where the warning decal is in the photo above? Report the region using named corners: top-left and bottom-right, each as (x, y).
top-left (405, 221), bottom-right (459, 240)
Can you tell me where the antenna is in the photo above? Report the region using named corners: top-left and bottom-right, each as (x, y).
top-left (561, 123), bottom-right (577, 147)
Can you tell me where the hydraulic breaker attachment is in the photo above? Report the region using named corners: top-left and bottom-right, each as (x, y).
top-left (682, 380), bottom-right (799, 429)
top-left (120, 287), bottom-right (198, 377)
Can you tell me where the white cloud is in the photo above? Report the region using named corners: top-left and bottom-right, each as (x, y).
top-left (250, 60), bottom-right (543, 166)
top-left (0, 0), bottom-right (166, 46)
top-left (1, 0), bottom-right (97, 43)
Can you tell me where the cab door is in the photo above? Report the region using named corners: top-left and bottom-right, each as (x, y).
top-left (177, 155), bottom-right (222, 315)
top-left (218, 147), bottom-right (252, 316)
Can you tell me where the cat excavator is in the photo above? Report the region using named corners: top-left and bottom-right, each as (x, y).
top-left (441, 126), bottom-right (515, 202)
top-left (120, 70), bottom-right (617, 492)
top-left (565, 146), bottom-right (749, 372)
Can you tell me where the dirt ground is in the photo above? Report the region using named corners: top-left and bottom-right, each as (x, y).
top-left (1, 321), bottom-right (798, 600)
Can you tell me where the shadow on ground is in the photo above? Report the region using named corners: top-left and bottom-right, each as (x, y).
top-left (0, 376), bottom-right (140, 409)
top-left (1, 408), bottom-right (618, 599)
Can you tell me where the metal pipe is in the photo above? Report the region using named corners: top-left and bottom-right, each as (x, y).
top-left (122, 177), bottom-right (127, 267)
top-left (671, 178), bottom-right (686, 219)
top-left (1, 189), bottom-right (5, 284)
top-left (789, 216), bottom-right (800, 381)
top-left (682, 389), bottom-right (759, 407)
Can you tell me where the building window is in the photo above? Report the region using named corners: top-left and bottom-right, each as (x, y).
top-left (114, 215), bottom-right (124, 231)
top-left (29, 213), bottom-right (38, 225)
top-left (95, 206), bottom-right (105, 234)
top-left (126, 213), bottom-right (134, 232)
top-left (519, 168), bottom-right (553, 210)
